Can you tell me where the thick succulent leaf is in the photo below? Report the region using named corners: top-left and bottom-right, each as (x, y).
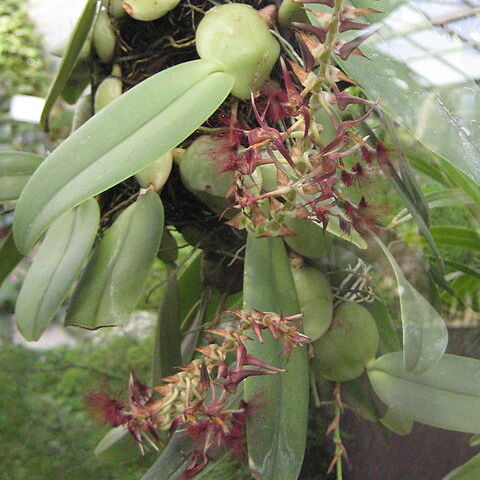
top-left (342, 374), bottom-right (381, 423)
top-left (0, 233), bottom-right (23, 287)
top-left (16, 199), bottom-right (100, 341)
top-left (243, 235), bottom-right (308, 480)
top-left (40, 0), bottom-right (97, 130)
top-left (308, 2), bottom-right (480, 184)
top-left (14, 60), bottom-right (233, 253)
top-left (380, 407), bottom-right (413, 436)
top-left (442, 454), bottom-right (480, 480)
top-left (140, 432), bottom-right (194, 480)
top-left (368, 352), bottom-right (480, 433)
top-left (65, 191), bottom-right (164, 329)
top-left (0, 151), bottom-right (43, 202)
top-left (153, 264), bottom-right (182, 383)
top-left (373, 233), bottom-right (448, 373)
top-left (365, 301), bottom-right (401, 355)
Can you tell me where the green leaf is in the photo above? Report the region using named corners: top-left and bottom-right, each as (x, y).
top-left (0, 233), bottom-right (23, 287)
top-left (0, 151), bottom-right (42, 202)
top-left (14, 59), bottom-right (234, 253)
top-left (94, 426), bottom-right (138, 462)
top-left (407, 147), bottom-right (449, 187)
top-left (406, 226), bottom-right (480, 253)
top-left (140, 432), bottom-right (194, 480)
top-left (439, 158), bottom-right (480, 210)
top-left (469, 433), bottom-right (480, 447)
top-left (442, 453), bottom-right (480, 480)
top-left (16, 199), bottom-right (99, 341)
top-left (372, 233), bottom-right (448, 373)
top-left (443, 261), bottom-right (480, 283)
top-left (431, 226), bottom-right (480, 253)
top-left (326, 215), bottom-right (367, 249)
top-left (65, 191), bottom-right (164, 329)
top-left (40, 0), bottom-right (96, 130)
top-left (243, 235), bottom-right (308, 480)
top-left (153, 264), bottom-right (182, 383)
top-left (342, 374), bottom-right (381, 423)
top-left (178, 251), bottom-right (203, 327)
top-left (308, 4), bottom-right (480, 184)
top-left (393, 188), bottom-right (473, 226)
top-left (368, 352), bottom-right (480, 433)
top-left (365, 301), bottom-right (401, 355)
top-left (380, 407), bottom-right (413, 436)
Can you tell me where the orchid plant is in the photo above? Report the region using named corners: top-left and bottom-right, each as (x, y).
top-left (1, 0), bottom-right (480, 479)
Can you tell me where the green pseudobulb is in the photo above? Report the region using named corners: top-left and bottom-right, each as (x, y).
top-left (313, 302), bottom-right (380, 382)
top-left (102, 0), bottom-right (126, 18)
top-left (135, 150), bottom-right (173, 191)
top-left (284, 216), bottom-right (331, 259)
top-left (94, 66), bottom-right (123, 112)
top-left (179, 135), bottom-right (234, 213)
top-left (196, 3), bottom-right (280, 99)
top-left (93, 8), bottom-right (116, 63)
top-left (123, 0), bottom-right (180, 21)
top-left (290, 259), bottom-right (333, 341)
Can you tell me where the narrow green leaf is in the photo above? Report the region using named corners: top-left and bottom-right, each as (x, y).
top-left (178, 251), bottom-right (202, 327)
top-left (308, 4), bottom-right (480, 184)
top-left (40, 0), bottom-right (97, 130)
top-left (439, 158), bottom-right (480, 211)
top-left (380, 407), bottom-right (413, 436)
top-left (153, 264), bottom-right (182, 383)
top-left (406, 226), bottom-right (480, 253)
top-left (0, 233), bottom-right (23, 287)
top-left (372, 233), bottom-right (448, 373)
top-left (65, 191), bottom-right (164, 329)
top-left (442, 453), bottom-right (480, 480)
top-left (94, 426), bottom-right (138, 462)
top-left (14, 60), bottom-right (234, 253)
top-left (407, 148), bottom-right (448, 186)
top-left (16, 199), bottom-right (100, 341)
top-left (430, 226), bottom-right (480, 253)
top-left (0, 151), bottom-right (43, 202)
top-left (442, 261), bottom-right (480, 283)
top-left (368, 352), bottom-right (480, 433)
top-left (243, 235), bottom-right (308, 480)
top-left (393, 189), bottom-right (473, 225)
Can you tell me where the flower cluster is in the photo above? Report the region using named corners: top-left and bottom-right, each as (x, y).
top-left (88, 310), bottom-right (310, 477)
top-left (211, 0), bottom-right (387, 239)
